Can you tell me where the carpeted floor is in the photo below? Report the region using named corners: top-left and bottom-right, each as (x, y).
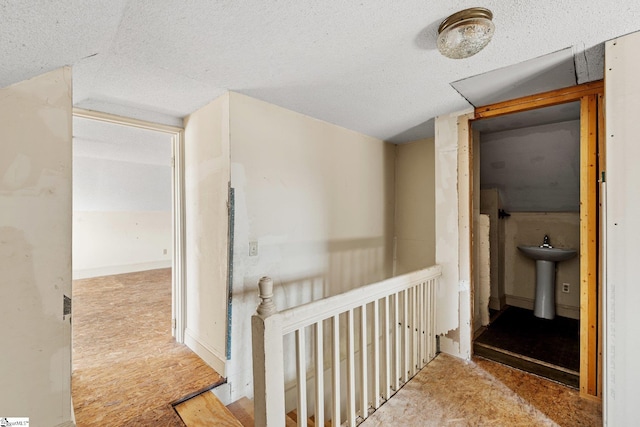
top-left (361, 353), bottom-right (601, 427)
top-left (72, 268), bottom-right (224, 426)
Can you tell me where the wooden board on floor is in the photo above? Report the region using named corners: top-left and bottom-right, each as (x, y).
top-left (174, 391), bottom-right (242, 427)
top-left (226, 397), bottom-right (255, 427)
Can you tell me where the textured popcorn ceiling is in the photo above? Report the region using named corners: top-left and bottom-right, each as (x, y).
top-left (1, 1), bottom-right (639, 142)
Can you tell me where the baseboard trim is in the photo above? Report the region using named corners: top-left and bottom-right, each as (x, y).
top-left (184, 328), bottom-right (226, 375)
top-left (54, 421), bottom-right (76, 427)
top-left (489, 295), bottom-right (506, 311)
top-left (72, 260), bottom-right (172, 279)
top-left (211, 382), bottom-right (233, 405)
top-left (505, 295), bottom-right (579, 319)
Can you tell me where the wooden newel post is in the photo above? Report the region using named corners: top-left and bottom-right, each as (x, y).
top-left (256, 276), bottom-right (277, 316)
top-left (252, 277), bottom-right (286, 427)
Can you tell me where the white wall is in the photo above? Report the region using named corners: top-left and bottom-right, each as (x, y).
top-left (394, 138), bottom-right (436, 275)
top-left (480, 120), bottom-right (580, 212)
top-left (73, 211), bottom-right (172, 278)
top-left (73, 124), bottom-right (173, 278)
top-left (604, 31), bottom-right (640, 425)
top-left (0, 68), bottom-right (74, 426)
top-left (225, 92), bottom-right (395, 401)
top-left (183, 93), bottom-right (231, 375)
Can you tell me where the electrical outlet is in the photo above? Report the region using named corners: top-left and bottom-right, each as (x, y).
top-left (562, 283), bottom-right (570, 293)
top-left (249, 241), bottom-right (258, 257)
top-left (163, 249), bottom-right (168, 255)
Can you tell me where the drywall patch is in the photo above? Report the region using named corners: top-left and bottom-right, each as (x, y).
top-left (2, 153), bottom-right (31, 190)
top-left (478, 214), bottom-right (491, 327)
top-left (444, 327), bottom-right (460, 343)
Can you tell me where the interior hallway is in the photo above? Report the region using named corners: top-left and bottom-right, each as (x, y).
top-left (361, 353), bottom-right (601, 427)
top-left (72, 268), bottom-right (224, 426)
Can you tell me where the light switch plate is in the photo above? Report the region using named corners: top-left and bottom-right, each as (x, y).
top-left (249, 241), bottom-right (258, 257)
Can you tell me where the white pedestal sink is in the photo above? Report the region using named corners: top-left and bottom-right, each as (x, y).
top-left (518, 245), bottom-right (577, 319)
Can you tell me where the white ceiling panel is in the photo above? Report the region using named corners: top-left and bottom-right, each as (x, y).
top-left (451, 48), bottom-right (577, 108)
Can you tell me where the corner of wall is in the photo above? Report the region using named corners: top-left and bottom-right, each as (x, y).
top-left (434, 110), bottom-right (474, 361)
top-left (183, 91), bottom-right (232, 376)
top-left (184, 328), bottom-right (227, 374)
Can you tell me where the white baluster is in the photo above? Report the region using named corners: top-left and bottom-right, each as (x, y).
top-left (347, 309), bottom-right (356, 426)
top-left (411, 286), bottom-right (420, 377)
top-left (420, 282), bottom-right (426, 365)
top-left (393, 292), bottom-right (400, 392)
top-left (296, 328), bottom-right (307, 426)
top-left (427, 280), bottom-right (435, 363)
top-left (314, 321), bottom-right (324, 427)
top-left (383, 295), bottom-right (391, 400)
top-left (403, 289), bottom-right (409, 382)
top-left (331, 315), bottom-right (340, 426)
top-left (372, 299), bottom-right (381, 409)
top-left (416, 282), bottom-right (424, 370)
top-left (360, 304), bottom-right (368, 418)
top-left (431, 278), bottom-right (437, 360)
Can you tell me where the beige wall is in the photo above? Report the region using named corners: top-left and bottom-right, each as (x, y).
top-left (225, 92), bottom-right (395, 401)
top-left (393, 138), bottom-right (436, 275)
top-left (604, 31), bottom-right (640, 423)
top-left (183, 92), bottom-right (230, 374)
top-left (0, 68), bottom-right (73, 425)
top-left (503, 212), bottom-right (580, 318)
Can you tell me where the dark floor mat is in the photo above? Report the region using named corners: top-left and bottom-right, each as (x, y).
top-left (475, 306), bottom-right (579, 372)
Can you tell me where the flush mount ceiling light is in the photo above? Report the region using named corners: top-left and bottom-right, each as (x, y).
top-left (437, 7), bottom-right (494, 59)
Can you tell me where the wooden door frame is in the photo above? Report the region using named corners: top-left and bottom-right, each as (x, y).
top-left (72, 108), bottom-right (187, 344)
top-left (471, 80), bottom-right (604, 399)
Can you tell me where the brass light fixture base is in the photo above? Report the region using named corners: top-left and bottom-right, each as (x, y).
top-left (437, 7), bottom-right (495, 59)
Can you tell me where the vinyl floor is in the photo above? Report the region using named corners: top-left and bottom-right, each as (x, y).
top-left (475, 306), bottom-right (580, 371)
top-left (72, 268), bottom-right (224, 426)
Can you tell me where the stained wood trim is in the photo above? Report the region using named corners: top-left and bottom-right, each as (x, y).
top-left (474, 81), bottom-right (604, 119)
top-left (473, 82), bottom-right (604, 400)
top-left (597, 93), bottom-right (605, 399)
top-left (579, 94), bottom-right (598, 398)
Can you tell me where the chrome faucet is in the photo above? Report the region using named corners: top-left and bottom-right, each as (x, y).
top-left (540, 235), bottom-right (553, 248)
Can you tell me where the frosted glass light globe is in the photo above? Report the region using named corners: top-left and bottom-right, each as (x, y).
top-left (437, 8), bottom-right (494, 59)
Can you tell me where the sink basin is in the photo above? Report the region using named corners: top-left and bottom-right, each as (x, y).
top-left (518, 246), bottom-right (577, 262)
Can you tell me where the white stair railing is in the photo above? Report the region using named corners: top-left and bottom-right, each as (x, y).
top-left (252, 265), bottom-right (441, 427)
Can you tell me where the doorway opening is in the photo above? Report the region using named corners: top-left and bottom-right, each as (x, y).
top-left (69, 110), bottom-right (225, 425)
top-left (72, 109), bottom-right (185, 341)
top-left (468, 82), bottom-right (604, 399)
